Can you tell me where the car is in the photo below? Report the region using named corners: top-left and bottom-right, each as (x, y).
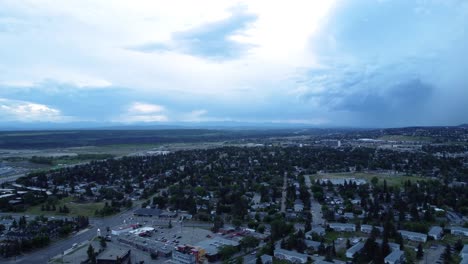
top-left (251, 251), bottom-right (256, 255)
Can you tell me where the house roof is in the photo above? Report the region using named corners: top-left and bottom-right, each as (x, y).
top-left (98, 248), bottom-right (129, 261)
top-left (274, 249), bottom-right (308, 259)
top-left (329, 223), bottom-right (355, 228)
top-left (384, 250), bottom-right (404, 263)
top-left (461, 245), bottom-right (468, 255)
top-left (428, 226), bottom-right (443, 236)
top-left (195, 237), bottom-right (239, 256)
top-left (261, 254), bottom-right (273, 263)
top-left (398, 230), bottom-right (427, 239)
top-left (304, 240), bottom-right (321, 248)
top-left (346, 242), bottom-right (364, 255)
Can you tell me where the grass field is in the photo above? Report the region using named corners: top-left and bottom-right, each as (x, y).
top-left (312, 172), bottom-right (427, 186)
top-left (378, 135), bottom-right (434, 142)
top-left (26, 197), bottom-right (105, 217)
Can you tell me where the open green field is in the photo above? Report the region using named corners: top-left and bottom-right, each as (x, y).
top-left (312, 172), bottom-right (427, 186)
top-left (25, 197), bottom-right (105, 217)
top-left (378, 135), bottom-right (434, 142)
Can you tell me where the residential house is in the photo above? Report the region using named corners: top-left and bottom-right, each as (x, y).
top-left (304, 240), bottom-right (321, 251)
top-left (329, 223), bottom-right (356, 232)
top-left (428, 226), bottom-right (443, 240)
top-left (384, 250), bottom-right (404, 264)
top-left (346, 242), bottom-right (364, 259)
top-left (398, 230), bottom-right (427, 243)
top-left (274, 249), bottom-right (308, 264)
top-left (361, 225), bottom-right (383, 234)
top-left (306, 226), bottom-right (326, 238)
top-left (460, 245), bottom-right (468, 262)
top-left (451, 226), bottom-right (468, 236)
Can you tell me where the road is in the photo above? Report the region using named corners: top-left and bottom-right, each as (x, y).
top-left (2, 206), bottom-right (137, 264)
top-left (304, 175), bottom-right (325, 226)
top-left (1, 174), bottom-right (192, 263)
top-left (280, 172), bottom-right (287, 213)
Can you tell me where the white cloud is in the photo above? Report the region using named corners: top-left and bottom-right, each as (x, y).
top-left (119, 114), bottom-right (168, 123)
top-left (0, 0), bottom-right (336, 98)
top-left (128, 102), bottom-right (165, 114)
top-left (181, 109), bottom-right (208, 122)
top-left (117, 101), bottom-right (168, 123)
top-left (0, 98), bottom-right (66, 122)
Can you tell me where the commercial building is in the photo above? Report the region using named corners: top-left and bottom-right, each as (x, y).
top-left (195, 237), bottom-right (240, 262)
top-left (172, 245), bottom-right (205, 264)
top-left (133, 208), bottom-right (162, 217)
top-left (97, 248), bottom-right (131, 264)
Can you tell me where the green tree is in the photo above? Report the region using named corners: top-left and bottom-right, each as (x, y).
top-left (416, 243), bottom-right (423, 259)
top-left (240, 236), bottom-right (259, 252)
top-left (87, 244), bottom-right (96, 264)
top-left (443, 244), bottom-right (452, 264)
top-left (100, 237), bottom-right (107, 248)
top-left (256, 255), bottom-right (262, 264)
top-left (218, 245), bottom-right (238, 260)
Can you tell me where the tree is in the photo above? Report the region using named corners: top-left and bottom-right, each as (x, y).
top-left (256, 255), bottom-right (262, 264)
top-left (371, 177), bottom-right (379, 186)
top-left (416, 243), bottom-right (423, 259)
top-left (212, 216), bottom-right (224, 232)
top-left (218, 245), bottom-right (238, 260)
top-left (87, 244), bottom-right (96, 264)
top-left (443, 244), bottom-right (452, 264)
top-left (240, 236), bottom-right (259, 252)
top-left (232, 219), bottom-right (242, 228)
top-left (454, 239), bottom-right (463, 252)
top-left (100, 237), bottom-right (107, 248)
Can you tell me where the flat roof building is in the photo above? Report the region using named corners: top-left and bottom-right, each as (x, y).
top-left (398, 230), bottom-right (427, 243)
top-left (97, 248), bottom-right (131, 264)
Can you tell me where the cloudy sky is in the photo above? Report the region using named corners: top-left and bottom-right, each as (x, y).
top-left (1, 0), bottom-right (467, 128)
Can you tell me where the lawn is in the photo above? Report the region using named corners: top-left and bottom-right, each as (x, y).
top-left (323, 231), bottom-right (354, 243)
top-left (378, 135), bottom-right (434, 142)
top-left (312, 172), bottom-right (427, 187)
top-left (441, 234), bottom-right (468, 244)
top-left (26, 197), bottom-right (105, 217)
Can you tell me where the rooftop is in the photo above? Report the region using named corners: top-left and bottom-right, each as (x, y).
top-left (384, 250), bottom-right (404, 263)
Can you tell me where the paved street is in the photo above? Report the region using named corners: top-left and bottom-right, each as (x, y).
top-left (304, 175), bottom-right (325, 226)
top-left (2, 207), bottom-right (136, 264)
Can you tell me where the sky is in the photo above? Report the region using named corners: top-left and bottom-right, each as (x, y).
top-left (0, 0), bottom-right (467, 128)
